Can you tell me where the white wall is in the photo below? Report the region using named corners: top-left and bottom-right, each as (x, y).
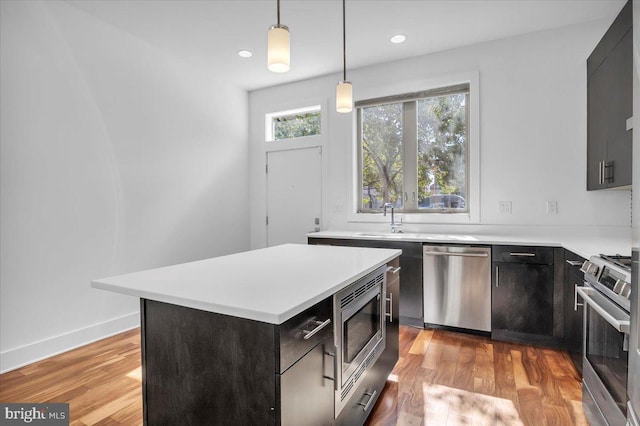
top-left (249, 19), bottom-right (631, 248)
top-left (0, 1), bottom-right (250, 372)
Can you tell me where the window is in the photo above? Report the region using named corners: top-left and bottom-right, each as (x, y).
top-left (357, 84), bottom-right (469, 214)
top-left (266, 105), bottom-right (321, 141)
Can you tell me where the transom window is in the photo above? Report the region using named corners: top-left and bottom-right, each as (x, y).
top-left (265, 105), bottom-right (321, 141)
top-left (357, 84), bottom-right (469, 214)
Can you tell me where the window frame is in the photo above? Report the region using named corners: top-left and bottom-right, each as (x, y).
top-left (265, 104), bottom-right (322, 142)
top-left (347, 72), bottom-right (480, 224)
top-left (357, 87), bottom-right (470, 214)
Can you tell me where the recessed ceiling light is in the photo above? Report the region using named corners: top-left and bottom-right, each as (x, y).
top-left (237, 50), bottom-right (253, 58)
top-left (390, 34), bottom-right (406, 44)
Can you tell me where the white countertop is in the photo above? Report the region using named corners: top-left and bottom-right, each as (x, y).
top-left (92, 244), bottom-right (401, 324)
top-left (308, 230), bottom-right (631, 260)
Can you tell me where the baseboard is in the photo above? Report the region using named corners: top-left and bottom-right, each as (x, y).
top-left (0, 312), bottom-right (140, 374)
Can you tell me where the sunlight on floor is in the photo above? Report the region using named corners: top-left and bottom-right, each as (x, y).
top-left (423, 383), bottom-right (524, 426)
top-left (126, 367), bottom-right (142, 381)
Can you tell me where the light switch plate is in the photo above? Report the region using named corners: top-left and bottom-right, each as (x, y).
top-left (498, 201), bottom-right (512, 214)
top-left (546, 200), bottom-right (558, 214)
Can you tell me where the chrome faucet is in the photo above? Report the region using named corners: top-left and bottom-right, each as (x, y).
top-left (383, 203), bottom-right (403, 233)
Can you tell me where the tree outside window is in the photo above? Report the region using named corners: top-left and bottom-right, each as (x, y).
top-left (358, 85), bottom-right (469, 213)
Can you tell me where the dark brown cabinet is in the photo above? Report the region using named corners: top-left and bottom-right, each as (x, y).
top-left (491, 245), bottom-right (555, 345)
top-left (309, 237), bottom-right (423, 327)
top-left (587, 0), bottom-right (632, 190)
top-left (379, 257), bottom-right (400, 378)
top-left (562, 250), bottom-right (586, 374)
top-left (141, 296), bottom-right (335, 426)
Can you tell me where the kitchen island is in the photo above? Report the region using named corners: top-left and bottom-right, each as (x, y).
top-left (92, 243), bottom-right (401, 426)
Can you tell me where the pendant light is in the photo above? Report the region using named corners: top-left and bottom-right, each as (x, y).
top-left (336, 0), bottom-right (352, 113)
top-left (268, 0), bottom-right (290, 73)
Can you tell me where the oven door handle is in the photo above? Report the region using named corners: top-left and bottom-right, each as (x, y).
top-left (576, 286), bottom-right (630, 333)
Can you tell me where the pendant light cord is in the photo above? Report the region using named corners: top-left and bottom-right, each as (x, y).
top-left (277, 0), bottom-right (281, 26)
top-left (342, 0), bottom-right (346, 81)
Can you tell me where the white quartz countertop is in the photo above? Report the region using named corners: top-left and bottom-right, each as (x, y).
top-left (308, 230), bottom-right (631, 260)
top-left (91, 244), bottom-right (401, 324)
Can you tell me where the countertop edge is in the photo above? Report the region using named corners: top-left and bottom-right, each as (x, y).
top-left (92, 248), bottom-right (402, 325)
top-left (306, 230), bottom-right (630, 260)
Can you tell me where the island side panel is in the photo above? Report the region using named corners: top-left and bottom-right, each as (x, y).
top-left (141, 299), bottom-right (277, 426)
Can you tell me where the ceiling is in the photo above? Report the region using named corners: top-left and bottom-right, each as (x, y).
top-left (66, 0), bottom-right (626, 91)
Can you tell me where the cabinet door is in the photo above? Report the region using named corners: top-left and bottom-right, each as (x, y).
top-left (378, 268), bottom-right (400, 379)
top-left (563, 252), bottom-right (586, 373)
top-left (587, 63), bottom-right (609, 190)
top-left (492, 263), bottom-right (554, 336)
top-left (603, 30), bottom-right (632, 188)
top-left (280, 339), bottom-right (334, 426)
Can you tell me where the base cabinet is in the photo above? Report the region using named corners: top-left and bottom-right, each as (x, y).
top-left (563, 250), bottom-right (586, 374)
top-left (280, 341), bottom-right (334, 426)
top-left (492, 245), bottom-right (556, 345)
top-left (141, 297), bottom-right (334, 426)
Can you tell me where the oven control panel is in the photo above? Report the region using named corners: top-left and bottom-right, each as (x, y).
top-left (599, 267), bottom-right (631, 300)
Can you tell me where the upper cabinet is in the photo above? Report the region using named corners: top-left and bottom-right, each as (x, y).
top-left (587, 0), bottom-right (633, 190)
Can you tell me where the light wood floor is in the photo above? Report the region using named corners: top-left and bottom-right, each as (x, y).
top-left (0, 326), bottom-right (586, 425)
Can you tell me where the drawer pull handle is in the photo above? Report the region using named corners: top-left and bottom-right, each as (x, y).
top-left (358, 390), bottom-right (378, 412)
top-left (386, 266), bottom-right (401, 274)
top-left (302, 319), bottom-right (331, 340)
top-left (509, 252), bottom-right (536, 257)
top-left (565, 260), bottom-right (583, 267)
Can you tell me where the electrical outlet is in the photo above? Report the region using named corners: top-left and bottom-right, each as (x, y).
top-left (498, 201), bottom-right (512, 214)
top-left (547, 200), bottom-right (558, 214)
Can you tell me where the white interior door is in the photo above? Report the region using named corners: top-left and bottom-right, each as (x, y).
top-left (267, 147), bottom-right (322, 246)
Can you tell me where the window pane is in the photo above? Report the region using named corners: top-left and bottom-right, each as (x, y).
top-left (417, 94), bottom-right (467, 210)
top-left (361, 103), bottom-right (403, 210)
top-left (272, 111), bottom-right (320, 140)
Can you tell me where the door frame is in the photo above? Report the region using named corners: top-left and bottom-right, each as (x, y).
top-left (255, 98), bottom-right (329, 249)
top-left (265, 145), bottom-right (323, 246)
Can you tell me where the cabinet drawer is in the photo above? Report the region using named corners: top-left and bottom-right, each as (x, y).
top-left (493, 245), bottom-right (554, 265)
top-left (278, 296), bottom-right (333, 374)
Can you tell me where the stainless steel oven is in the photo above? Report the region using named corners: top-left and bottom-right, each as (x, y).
top-left (579, 255), bottom-right (631, 426)
top-left (333, 265), bottom-right (386, 417)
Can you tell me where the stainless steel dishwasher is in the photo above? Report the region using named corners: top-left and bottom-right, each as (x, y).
top-left (423, 245), bottom-right (491, 332)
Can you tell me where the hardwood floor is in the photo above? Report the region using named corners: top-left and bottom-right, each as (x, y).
top-left (366, 327), bottom-right (587, 426)
top-left (0, 329), bottom-right (143, 426)
top-left (0, 326), bottom-right (586, 425)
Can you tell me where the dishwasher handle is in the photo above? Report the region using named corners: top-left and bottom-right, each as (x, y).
top-left (423, 251), bottom-right (489, 258)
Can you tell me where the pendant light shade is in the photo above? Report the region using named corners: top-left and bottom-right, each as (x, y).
top-left (268, 0), bottom-right (290, 73)
top-left (268, 25), bottom-right (290, 73)
top-left (336, 81), bottom-right (353, 113)
top-left (336, 0), bottom-right (352, 113)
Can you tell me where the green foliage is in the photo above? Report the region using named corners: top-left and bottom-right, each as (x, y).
top-left (273, 112), bottom-right (321, 140)
top-left (360, 93), bottom-right (467, 211)
top-left (417, 94), bottom-right (466, 206)
top-left (361, 103), bottom-right (403, 209)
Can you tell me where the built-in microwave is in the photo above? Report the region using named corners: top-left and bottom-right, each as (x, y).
top-left (333, 265), bottom-right (386, 417)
